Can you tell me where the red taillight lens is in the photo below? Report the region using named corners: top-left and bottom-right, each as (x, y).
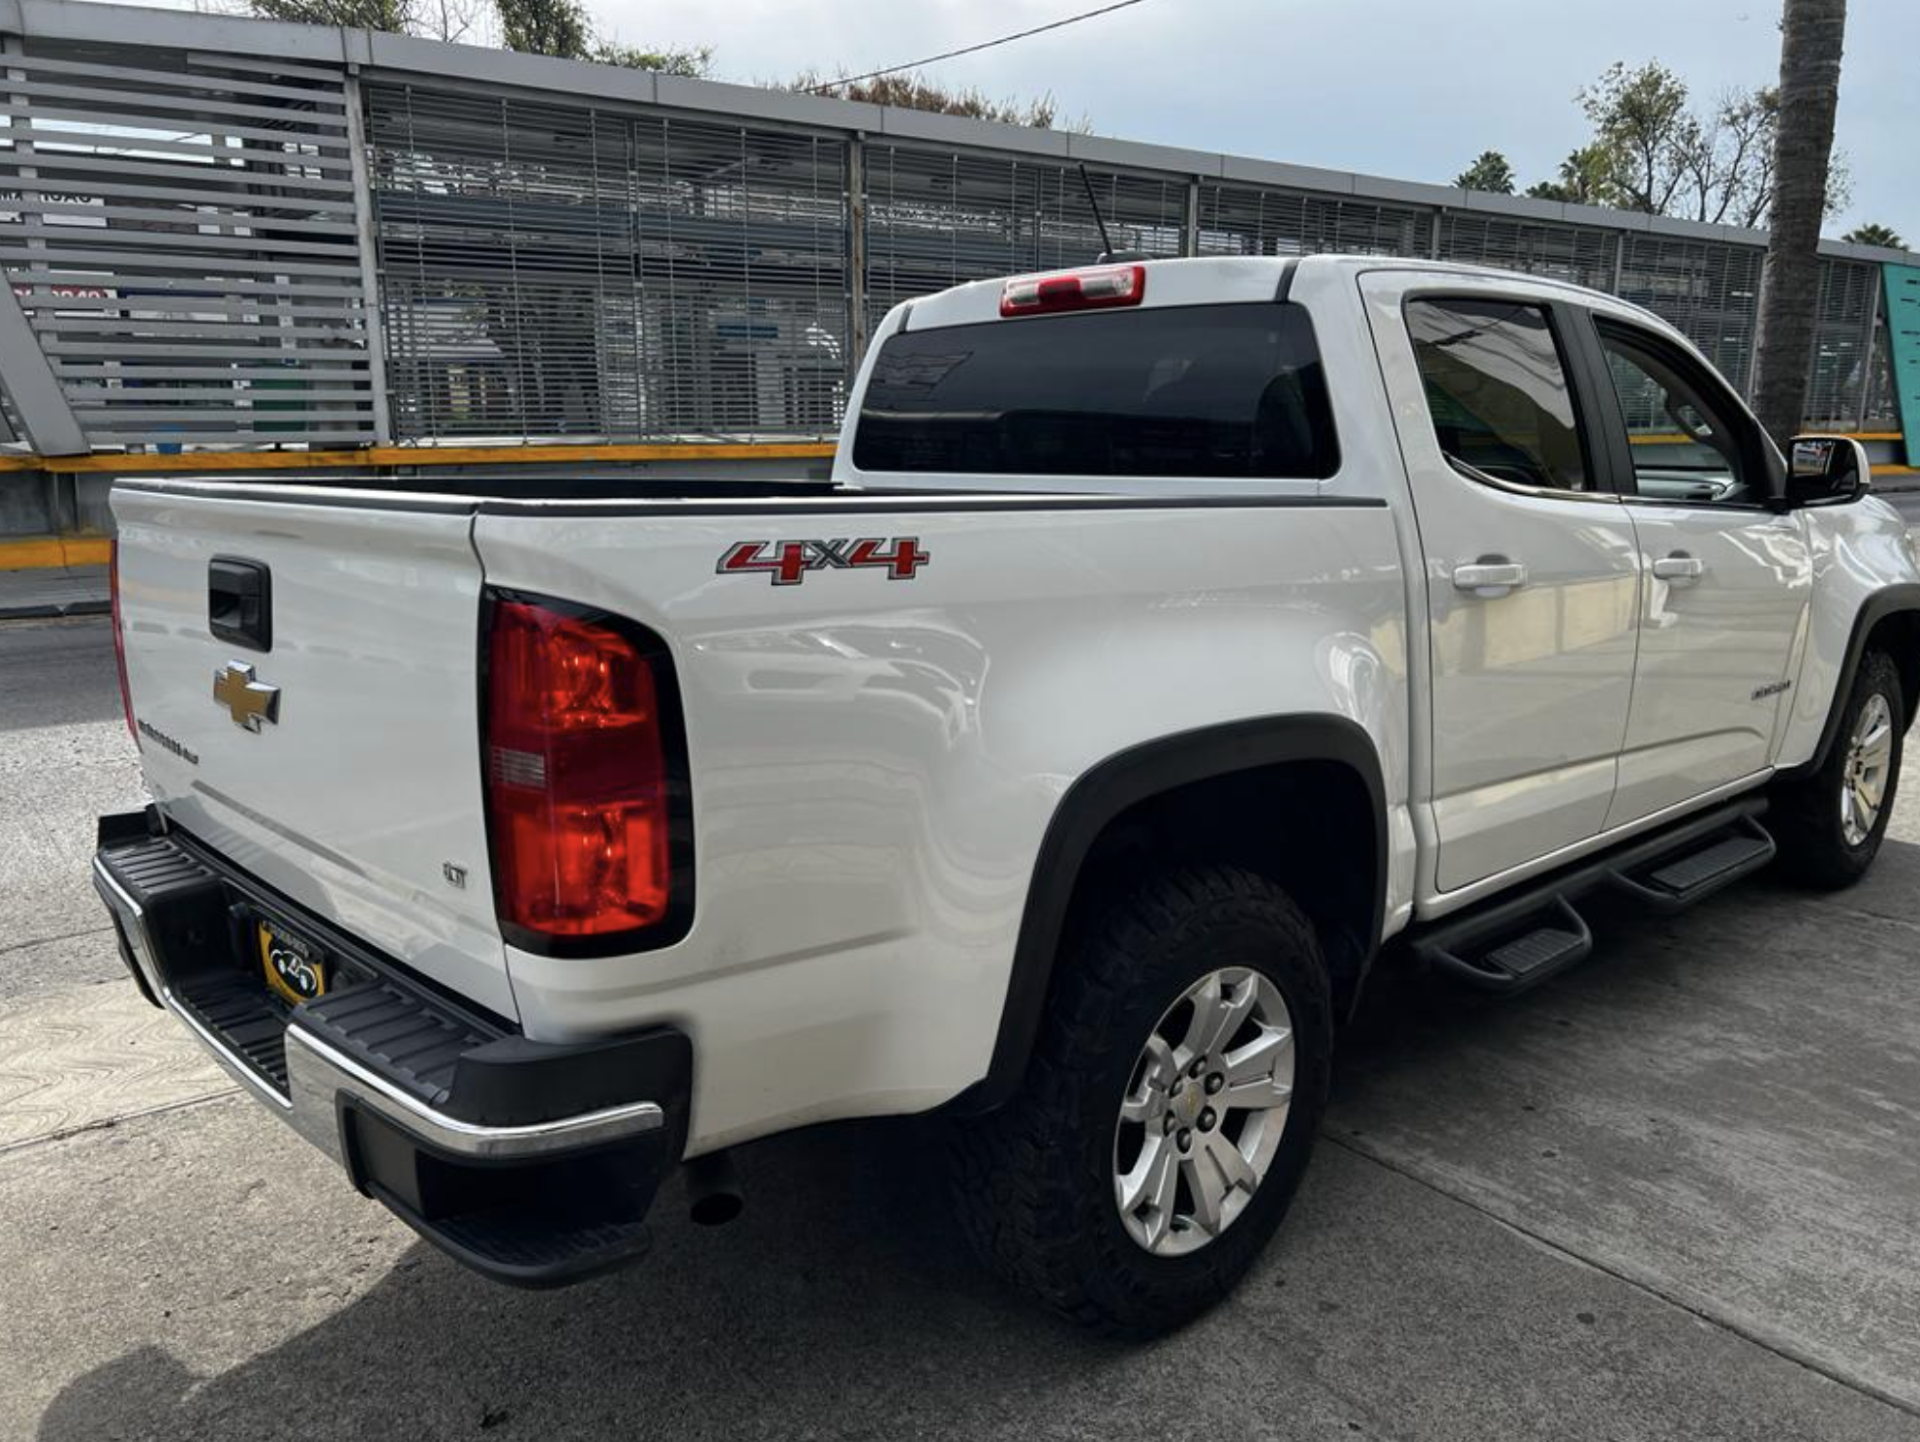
top-left (1000, 263), bottom-right (1146, 317)
top-left (110, 538), bottom-right (137, 742)
top-left (483, 596), bottom-right (685, 948)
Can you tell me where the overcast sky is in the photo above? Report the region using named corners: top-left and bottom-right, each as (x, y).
top-left (594, 0), bottom-right (1917, 245)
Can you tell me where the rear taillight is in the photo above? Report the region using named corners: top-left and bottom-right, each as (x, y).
top-left (110, 539), bottom-right (136, 742)
top-left (483, 594), bottom-right (689, 953)
top-left (1000, 263), bottom-right (1146, 317)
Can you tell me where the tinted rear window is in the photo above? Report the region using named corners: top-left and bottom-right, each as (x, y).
top-left (851, 303), bottom-right (1339, 479)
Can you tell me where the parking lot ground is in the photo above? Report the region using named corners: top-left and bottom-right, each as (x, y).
top-left (5, 616), bottom-right (1920, 1441)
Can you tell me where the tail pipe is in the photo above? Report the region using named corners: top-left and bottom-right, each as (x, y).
top-left (684, 1149), bottom-right (743, 1226)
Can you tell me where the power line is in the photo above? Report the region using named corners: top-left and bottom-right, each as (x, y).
top-left (807, 0), bottom-right (1152, 94)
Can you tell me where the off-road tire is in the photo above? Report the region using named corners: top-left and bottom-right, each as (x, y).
top-left (1772, 650), bottom-right (1904, 890)
top-left (951, 864), bottom-right (1332, 1338)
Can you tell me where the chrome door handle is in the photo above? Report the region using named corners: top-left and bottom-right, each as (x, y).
top-left (1652, 553), bottom-right (1705, 582)
top-left (1452, 559), bottom-right (1528, 596)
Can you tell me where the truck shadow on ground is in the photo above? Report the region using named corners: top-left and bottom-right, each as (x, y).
top-left (33, 845), bottom-right (1920, 1440)
top-left (32, 1114), bottom-right (1139, 1441)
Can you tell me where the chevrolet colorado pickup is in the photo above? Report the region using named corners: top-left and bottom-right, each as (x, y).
top-left (95, 255), bottom-right (1917, 1336)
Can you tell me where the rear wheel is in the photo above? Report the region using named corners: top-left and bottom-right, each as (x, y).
top-left (952, 864), bottom-right (1332, 1337)
top-left (1773, 650), bottom-right (1904, 889)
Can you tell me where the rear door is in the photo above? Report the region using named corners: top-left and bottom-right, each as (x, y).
top-left (1580, 313), bottom-right (1811, 825)
top-left (1362, 272), bottom-right (1641, 894)
top-left (112, 483), bottom-right (513, 1019)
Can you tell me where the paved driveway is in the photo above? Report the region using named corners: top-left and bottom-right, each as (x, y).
top-left (3, 616), bottom-right (1918, 1441)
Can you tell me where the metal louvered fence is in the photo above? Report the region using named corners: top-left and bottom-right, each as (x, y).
top-left (0, 37), bottom-right (378, 447)
top-left (0, 2), bottom-right (1909, 458)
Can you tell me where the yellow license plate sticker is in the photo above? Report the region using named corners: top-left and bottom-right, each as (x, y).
top-left (258, 920), bottom-right (328, 1005)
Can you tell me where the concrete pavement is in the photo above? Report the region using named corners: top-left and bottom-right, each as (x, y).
top-left (4, 616), bottom-right (1920, 1440)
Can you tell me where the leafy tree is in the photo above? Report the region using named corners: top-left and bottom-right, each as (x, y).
top-left (1580, 60), bottom-right (1695, 215)
top-left (1515, 60), bottom-right (1844, 225)
top-left (1675, 87), bottom-right (1780, 227)
top-left (595, 41), bottom-right (711, 76)
top-left (1525, 145), bottom-right (1617, 206)
top-left (495, 0), bottom-right (711, 72)
top-left (496, 0), bottom-right (591, 58)
top-left (246, 0), bottom-right (412, 28)
top-left (1843, 222), bottom-right (1906, 249)
top-left (1752, 0), bottom-right (1849, 448)
top-left (410, 0), bottom-right (484, 42)
top-left (791, 69), bottom-right (1082, 130)
top-left (1454, 151), bottom-right (1516, 194)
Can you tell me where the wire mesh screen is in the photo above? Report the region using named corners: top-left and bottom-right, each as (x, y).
top-left (1615, 235), bottom-right (1765, 392)
top-left (1861, 304), bottom-right (1900, 431)
top-left (368, 83), bottom-right (849, 441)
top-left (633, 118), bottom-right (848, 438)
top-left (1803, 257), bottom-right (1878, 430)
top-left (861, 143), bottom-right (1187, 336)
top-left (0, 40), bottom-right (376, 446)
top-left (1439, 213), bottom-right (1618, 292)
top-left (1196, 184), bottom-right (1428, 259)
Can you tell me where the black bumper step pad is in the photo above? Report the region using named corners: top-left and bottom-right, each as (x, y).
top-left (298, 982), bottom-right (496, 1113)
top-left (173, 973), bottom-right (291, 1094)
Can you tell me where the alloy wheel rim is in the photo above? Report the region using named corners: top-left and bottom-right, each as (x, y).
top-left (1112, 965), bottom-right (1295, 1257)
top-left (1841, 692), bottom-right (1894, 848)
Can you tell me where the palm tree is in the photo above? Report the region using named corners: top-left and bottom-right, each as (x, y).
top-left (1842, 222), bottom-right (1906, 250)
top-left (1751, 0), bottom-right (1848, 449)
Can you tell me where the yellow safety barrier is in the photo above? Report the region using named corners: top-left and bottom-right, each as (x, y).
top-left (0, 440), bottom-right (839, 476)
top-left (0, 535), bottom-right (112, 570)
top-left (0, 441), bottom-right (839, 568)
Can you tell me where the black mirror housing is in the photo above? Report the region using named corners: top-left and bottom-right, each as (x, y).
top-left (1781, 434), bottom-right (1871, 509)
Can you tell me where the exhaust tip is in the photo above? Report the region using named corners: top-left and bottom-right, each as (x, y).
top-left (684, 1150), bottom-right (743, 1226)
top-left (689, 1190), bottom-right (744, 1227)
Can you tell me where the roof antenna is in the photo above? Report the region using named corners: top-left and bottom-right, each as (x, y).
top-left (1077, 162), bottom-right (1146, 264)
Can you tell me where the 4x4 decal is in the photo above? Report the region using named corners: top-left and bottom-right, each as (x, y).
top-left (716, 537), bottom-right (930, 586)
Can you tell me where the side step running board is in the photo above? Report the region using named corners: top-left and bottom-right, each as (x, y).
top-left (1412, 799), bottom-right (1775, 995)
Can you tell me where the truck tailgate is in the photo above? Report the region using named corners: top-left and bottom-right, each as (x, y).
top-left (112, 485), bottom-right (513, 1020)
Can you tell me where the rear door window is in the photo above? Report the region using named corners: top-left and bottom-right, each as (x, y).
top-left (850, 303), bottom-right (1339, 479)
top-left (1406, 298), bottom-right (1593, 493)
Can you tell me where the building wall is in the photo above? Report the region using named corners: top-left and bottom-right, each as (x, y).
top-left (0, 2), bottom-right (1910, 462)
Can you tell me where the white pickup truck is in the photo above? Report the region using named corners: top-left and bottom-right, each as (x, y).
top-left (95, 255), bottom-right (1917, 1336)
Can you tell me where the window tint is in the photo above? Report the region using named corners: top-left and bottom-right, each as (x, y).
top-left (851, 303), bottom-right (1338, 479)
top-left (1597, 322), bottom-right (1755, 505)
top-left (1407, 298), bottom-right (1591, 493)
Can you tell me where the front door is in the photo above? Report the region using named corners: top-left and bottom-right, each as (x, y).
top-left (1584, 314), bottom-right (1812, 826)
top-left (1364, 275), bottom-right (1642, 894)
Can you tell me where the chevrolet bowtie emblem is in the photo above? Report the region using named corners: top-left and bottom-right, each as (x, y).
top-left (213, 661), bottom-right (281, 732)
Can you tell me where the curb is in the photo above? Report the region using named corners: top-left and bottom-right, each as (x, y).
top-left (0, 597), bottom-right (109, 621)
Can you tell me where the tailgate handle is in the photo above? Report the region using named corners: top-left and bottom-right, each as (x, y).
top-left (208, 556), bottom-right (272, 652)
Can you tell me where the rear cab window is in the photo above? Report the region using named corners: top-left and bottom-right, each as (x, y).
top-left (850, 303), bottom-right (1339, 479)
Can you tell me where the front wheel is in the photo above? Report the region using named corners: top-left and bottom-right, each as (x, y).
top-left (951, 865), bottom-right (1332, 1338)
top-left (1772, 650), bottom-right (1905, 890)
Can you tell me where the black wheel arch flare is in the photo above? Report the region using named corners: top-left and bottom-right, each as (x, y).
top-left (1782, 584), bottom-right (1920, 782)
top-left (959, 714), bottom-right (1388, 1115)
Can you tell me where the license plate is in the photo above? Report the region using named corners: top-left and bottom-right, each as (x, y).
top-left (258, 918), bottom-right (328, 1005)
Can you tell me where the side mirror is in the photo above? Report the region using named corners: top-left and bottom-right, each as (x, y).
top-left (1782, 434), bottom-right (1871, 509)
